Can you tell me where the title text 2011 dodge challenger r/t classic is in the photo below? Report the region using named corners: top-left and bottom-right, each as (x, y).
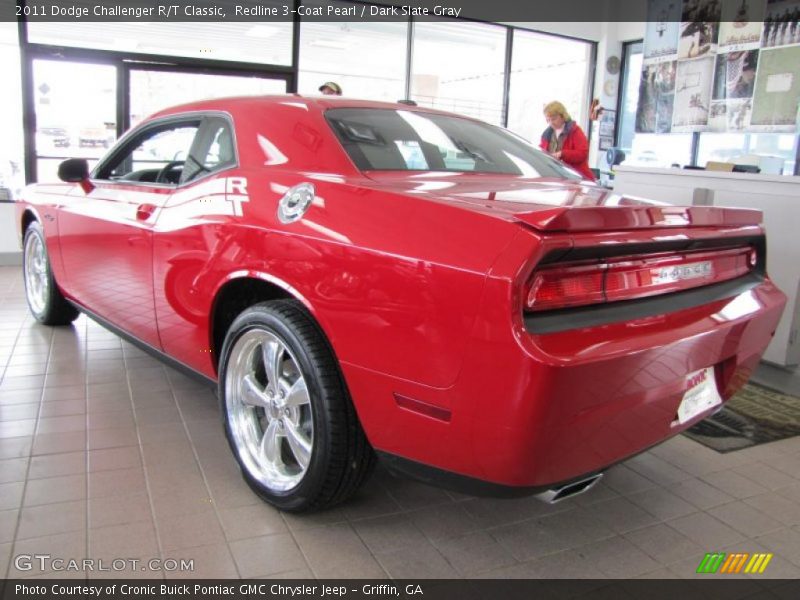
top-left (16, 96), bottom-right (786, 511)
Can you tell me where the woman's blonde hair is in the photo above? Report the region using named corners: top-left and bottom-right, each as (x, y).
top-left (543, 101), bottom-right (571, 122)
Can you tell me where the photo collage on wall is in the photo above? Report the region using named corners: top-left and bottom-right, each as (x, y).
top-left (638, 0), bottom-right (681, 132)
top-left (638, 0), bottom-right (800, 133)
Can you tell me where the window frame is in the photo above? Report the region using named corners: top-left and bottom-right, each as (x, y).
top-left (615, 39), bottom-right (643, 152)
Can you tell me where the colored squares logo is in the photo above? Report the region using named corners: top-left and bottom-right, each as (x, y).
top-left (696, 552), bottom-right (773, 574)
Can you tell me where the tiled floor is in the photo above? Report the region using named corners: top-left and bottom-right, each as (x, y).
top-left (2, 265), bottom-right (800, 580)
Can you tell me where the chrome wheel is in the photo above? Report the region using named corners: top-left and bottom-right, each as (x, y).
top-left (220, 300), bottom-right (375, 511)
top-left (225, 329), bottom-right (314, 491)
top-left (24, 230), bottom-right (49, 316)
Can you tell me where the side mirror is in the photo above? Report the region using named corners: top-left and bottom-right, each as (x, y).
top-left (57, 158), bottom-right (89, 182)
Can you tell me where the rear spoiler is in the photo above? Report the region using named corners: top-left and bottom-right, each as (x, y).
top-left (513, 206), bottom-right (763, 232)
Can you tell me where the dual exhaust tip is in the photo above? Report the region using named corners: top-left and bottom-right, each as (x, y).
top-left (535, 473), bottom-right (603, 504)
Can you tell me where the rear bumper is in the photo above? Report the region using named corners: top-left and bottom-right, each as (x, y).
top-left (345, 275), bottom-right (786, 491)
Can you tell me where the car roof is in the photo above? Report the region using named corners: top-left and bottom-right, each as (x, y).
top-left (146, 95), bottom-right (492, 175)
top-left (149, 94), bottom-right (477, 121)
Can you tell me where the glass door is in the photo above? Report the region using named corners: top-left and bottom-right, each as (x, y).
top-left (32, 59), bottom-right (117, 183)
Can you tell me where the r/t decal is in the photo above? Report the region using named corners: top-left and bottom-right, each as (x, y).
top-left (225, 177), bottom-right (249, 216)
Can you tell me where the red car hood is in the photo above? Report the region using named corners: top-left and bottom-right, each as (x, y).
top-left (360, 173), bottom-right (761, 232)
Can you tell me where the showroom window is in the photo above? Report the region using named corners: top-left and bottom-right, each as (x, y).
top-left (19, 15), bottom-right (599, 184)
top-left (129, 69), bottom-right (287, 127)
top-left (617, 40), bottom-right (693, 168)
top-left (410, 20), bottom-right (508, 125)
top-left (32, 59), bottom-right (117, 183)
top-left (27, 18), bottom-right (293, 66)
top-left (697, 132), bottom-right (798, 176)
top-left (507, 29), bottom-right (594, 143)
top-left (298, 1), bottom-right (408, 102)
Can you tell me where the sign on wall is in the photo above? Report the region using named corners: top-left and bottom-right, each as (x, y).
top-left (673, 56), bottom-right (715, 131)
top-left (644, 0), bottom-right (682, 62)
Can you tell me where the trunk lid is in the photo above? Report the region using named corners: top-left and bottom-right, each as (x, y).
top-left (360, 172), bottom-right (762, 232)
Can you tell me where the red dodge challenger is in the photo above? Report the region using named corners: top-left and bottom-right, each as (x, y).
top-left (16, 96), bottom-right (786, 511)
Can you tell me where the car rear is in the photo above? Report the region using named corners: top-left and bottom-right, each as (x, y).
top-left (317, 102), bottom-right (786, 494)
top-left (446, 208), bottom-right (786, 491)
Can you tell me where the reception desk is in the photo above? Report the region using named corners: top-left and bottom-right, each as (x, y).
top-left (613, 166), bottom-right (799, 366)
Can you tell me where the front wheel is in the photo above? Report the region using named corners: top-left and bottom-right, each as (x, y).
top-left (23, 221), bottom-right (79, 325)
top-left (219, 300), bottom-right (374, 511)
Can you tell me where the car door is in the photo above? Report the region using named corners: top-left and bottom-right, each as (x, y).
top-left (57, 116), bottom-right (203, 348)
top-left (151, 115), bottom-right (242, 375)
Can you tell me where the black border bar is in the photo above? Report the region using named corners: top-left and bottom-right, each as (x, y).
top-left (2, 579), bottom-right (800, 599)
top-left (6, 0), bottom-right (654, 22)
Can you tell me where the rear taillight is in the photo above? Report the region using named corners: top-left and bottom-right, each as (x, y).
top-left (526, 247), bottom-right (756, 312)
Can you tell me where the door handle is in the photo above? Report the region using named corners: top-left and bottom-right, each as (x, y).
top-left (136, 204), bottom-right (157, 221)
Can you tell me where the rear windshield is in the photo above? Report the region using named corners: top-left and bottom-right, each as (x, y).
top-left (325, 108), bottom-right (582, 180)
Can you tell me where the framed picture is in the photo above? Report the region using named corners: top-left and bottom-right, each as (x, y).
top-left (599, 109), bottom-right (616, 137)
top-left (599, 135), bottom-right (615, 151)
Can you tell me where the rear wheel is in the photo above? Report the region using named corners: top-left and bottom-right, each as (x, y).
top-left (23, 221), bottom-right (79, 325)
top-left (219, 300), bottom-right (374, 511)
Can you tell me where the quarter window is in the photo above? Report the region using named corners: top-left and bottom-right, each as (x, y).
top-left (201, 122), bottom-right (236, 170)
top-left (179, 118), bottom-right (237, 183)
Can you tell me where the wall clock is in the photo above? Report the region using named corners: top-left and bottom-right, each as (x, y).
top-left (606, 55), bottom-right (621, 75)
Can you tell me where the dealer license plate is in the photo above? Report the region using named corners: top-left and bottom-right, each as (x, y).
top-left (675, 366), bottom-right (722, 425)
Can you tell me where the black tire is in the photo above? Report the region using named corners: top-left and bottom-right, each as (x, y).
top-left (22, 221), bottom-right (79, 326)
top-left (218, 299), bottom-right (375, 512)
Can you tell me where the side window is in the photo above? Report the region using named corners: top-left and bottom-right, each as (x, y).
top-left (181, 118), bottom-right (237, 183)
top-left (95, 121), bottom-right (201, 184)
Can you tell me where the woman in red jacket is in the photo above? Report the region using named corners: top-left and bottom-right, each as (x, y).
top-left (539, 101), bottom-right (596, 181)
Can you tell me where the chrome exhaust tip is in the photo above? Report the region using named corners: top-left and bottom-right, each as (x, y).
top-left (535, 473), bottom-right (603, 504)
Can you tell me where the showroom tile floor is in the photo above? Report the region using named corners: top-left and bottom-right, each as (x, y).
top-left (2, 265), bottom-right (800, 580)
